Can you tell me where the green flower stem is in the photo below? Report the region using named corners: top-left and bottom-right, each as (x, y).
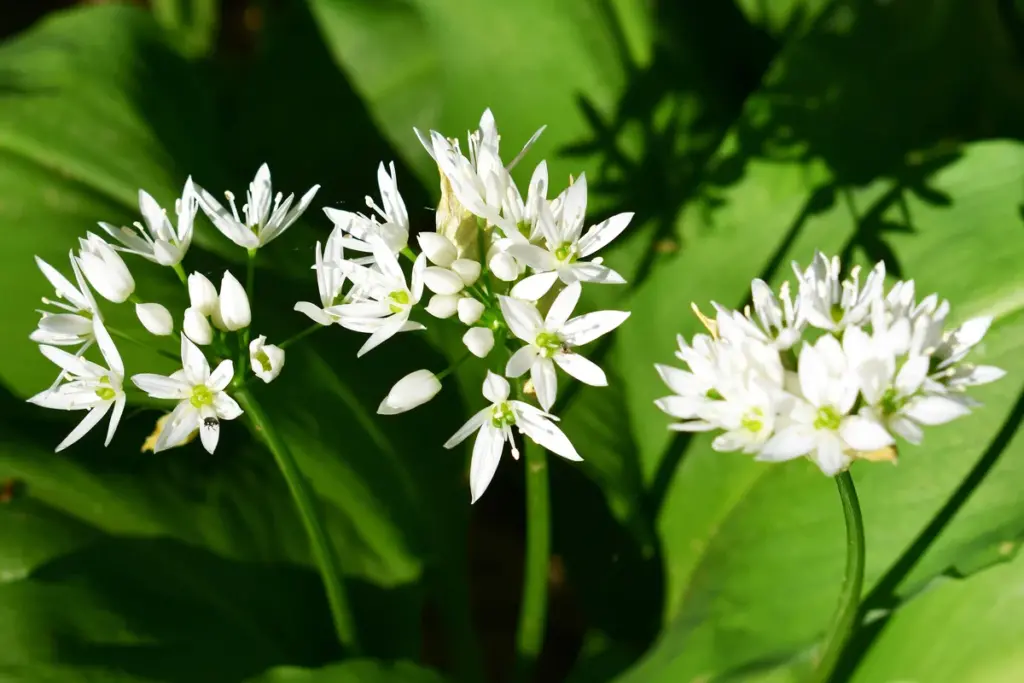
top-left (514, 439), bottom-right (550, 683)
top-left (279, 323), bottom-right (323, 349)
top-left (234, 387), bottom-right (361, 654)
top-left (809, 471), bottom-right (865, 683)
top-left (172, 262), bottom-right (187, 285)
top-left (106, 327), bottom-right (179, 362)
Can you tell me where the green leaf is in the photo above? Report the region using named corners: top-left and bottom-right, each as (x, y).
top-left (246, 660), bottom-right (449, 683)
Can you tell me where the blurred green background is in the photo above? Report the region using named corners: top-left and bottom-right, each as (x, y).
top-left (3, 1), bottom-right (1024, 682)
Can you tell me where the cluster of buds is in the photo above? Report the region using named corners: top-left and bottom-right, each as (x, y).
top-left (28, 167), bottom-right (314, 453)
top-left (656, 253), bottom-right (1004, 475)
top-left (295, 110), bottom-right (633, 501)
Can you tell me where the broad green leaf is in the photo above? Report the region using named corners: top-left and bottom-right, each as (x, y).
top-left (246, 660), bottom-right (449, 683)
top-left (850, 550), bottom-right (1024, 683)
top-left (610, 0), bottom-right (1024, 678)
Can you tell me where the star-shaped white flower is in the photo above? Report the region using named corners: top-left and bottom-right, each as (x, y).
top-left (501, 282), bottom-right (630, 411)
top-left (759, 335), bottom-right (894, 475)
top-left (99, 178), bottom-right (197, 266)
top-left (323, 161), bottom-right (409, 262)
top-left (444, 371), bottom-right (580, 503)
top-left (793, 252), bottom-right (885, 332)
top-left (334, 237), bottom-right (427, 357)
top-left (506, 174), bottom-right (632, 298)
top-left (131, 336), bottom-right (242, 453)
top-left (194, 164), bottom-right (319, 249)
top-left (28, 318), bottom-right (126, 452)
top-left (294, 240), bottom-right (347, 326)
top-left (31, 253), bottom-right (100, 350)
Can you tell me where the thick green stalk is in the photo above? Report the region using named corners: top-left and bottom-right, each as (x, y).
top-left (234, 387), bottom-right (360, 654)
top-left (514, 440), bottom-right (550, 683)
top-left (808, 471), bottom-right (865, 683)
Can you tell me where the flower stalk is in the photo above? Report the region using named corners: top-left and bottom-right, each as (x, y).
top-left (809, 471), bottom-right (865, 683)
top-left (515, 439), bottom-right (550, 683)
top-left (234, 386), bottom-right (360, 654)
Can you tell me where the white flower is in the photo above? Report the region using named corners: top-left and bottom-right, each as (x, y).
top-left (75, 233), bottom-right (135, 303)
top-left (295, 241), bottom-right (347, 326)
top-left (323, 161), bottom-right (409, 260)
top-left (463, 326), bottom-right (495, 358)
top-left (760, 335), bottom-right (894, 475)
top-left (216, 271), bottom-right (251, 331)
top-left (443, 371), bottom-right (580, 503)
top-left (716, 279), bottom-right (803, 350)
top-left (426, 294), bottom-right (460, 319)
top-left (135, 303), bottom-right (173, 336)
top-left (188, 272), bottom-right (219, 316)
top-left (99, 179), bottom-right (197, 266)
top-left (501, 282), bottom-right (630, 411)
top-left (31, 254), bottom-right (99, 349)
top-left (415, 109), bottom-right (544, 233)
top-left (506, 175), bottom-right (631, 296)
top-left (183, 307), bottom-right (213, 345)
top-left (794, 252), bottom-right (885, 332)
top-left (28, 318), bottom-right (126, 452)
top-left (655, 330), bottom-right (785, 453)
top-left (378, 369), bottom-right (442, 415)
top-left (195, 164), bottom-right (319, 249)
top-left (334, 237), bottom-right (427, 357)
top-left (249, 335), bottom-right (285, 383)
top-left (131, 336), bottom-right (242, 453)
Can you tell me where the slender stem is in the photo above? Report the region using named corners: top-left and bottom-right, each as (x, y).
top-left (107, 327), bottom-right (179, 361)
top-left (172, 262), bottom-right (187, 285)
top-left (280, 323), bottom-right (323, 349)
top-left (243, 250), bottom-right (256, 351)
top-left (514, 438), bottom-right (550, 683)
top-left (234, 387), bottom-right (361, 654)
top-left (809, 471), bottom-right (865, 683)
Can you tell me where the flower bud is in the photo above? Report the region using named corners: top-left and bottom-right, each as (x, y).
top-left (135, 302), bottom-right (173, 336)
top-left (451, 258), bottom-right (481, 286)
top-left (463, 326), bottom-right (495, 358)
top-left (426, 294), bottom-right (460, 319)
top-left (249, 335), bottom-right (285, 383)
top-left (377, 369), bottom-right (442, 415)
top-left (417, 233), bottom-right (457, 268)
top-left (457, 297), bottom-right (485, 325)
top-left (218, 271), bottom-right (251, 331)
top-left (76, 233), bottom-right (135, 303)
top-left (183, 308), bottom-right (213, 345)
top-left (188, 272), bottom-right (218, 315)
top-left (489, 251), bottom-right (518, 282)
top-left (423, 267), bottom-right (465, 295)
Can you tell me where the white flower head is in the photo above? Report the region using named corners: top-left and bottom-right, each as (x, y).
top-left (131, 336), bottom-right (242, 453)
top-left (334, 236), bottom-right (427, 357)
top-left (195, 164), bottom-right (319, 249)
top-left (506, 174), bottom-right (632, 296)
top-left (28, 318), bottom-right (126, 451)
top-left (99, 178), bottom-right (197, 266)
top-left (75, 233), bottom-right (135, 304)
top-left (323, 161), bottom-right (409, 263)
top-left (501, 282), bottom-right (630, 411)
top-left (295, 241), bottom-right (347, 326)
top-left (249, 335), bottom-right (285, 384)
top-left (444, 371), bottom-right (580, 503)
top-left (31, 253), bottom-right (100, 350)
top-left (378, 369), bottom-right (442, 415)
top-left (794, 251), bottom-right (885, 332)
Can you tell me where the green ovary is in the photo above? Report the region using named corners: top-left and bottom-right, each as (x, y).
top-left (554, 242), bottom-right (574, 262)
top-left (490, 402), bottom-right (516, 429)
top-left (95, 387), bottom-right (116, 401)
top-left (389, 289), bottom-right (410, 314)
top-left (813, 405), bottom-right (842, 431)
top-left (190, 384), bottom-right (214, 409)
top-left (741, 408), bottom-right (764, 433)
top-left (535, 331), bottom-right (562, 358)
top-left (706, 388), bottom-right (724, 401)
top-left (880, 387), bottom-right (904, 416)
top-left (254, 350), bottom-right (272, 372)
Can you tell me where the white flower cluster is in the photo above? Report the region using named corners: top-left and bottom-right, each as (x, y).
top-left (656, 253), bottom-right (1005, 475)
top-left (28, 167), bottom-right (312, 453)
top-left (298, 110), bottom-right (633, 501)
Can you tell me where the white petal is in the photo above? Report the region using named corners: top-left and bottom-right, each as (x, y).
top-left (155, 402), bottom-right (199, 452)
top-left (294, 302), bottom-right (332, 326)
top-left (199, 406), bottom-right (221, 453)
top-left (194, 184), bottom-right (257, 248)
top-left (444, 407), bottom-right (490, 449)
top-left (469, 425), bottom-right (505, 503)
top-left (904, 395), bottom-right (971, 425)
top-left (105, 394), bottom-right (126, 446)
top-left (569, 262), bottom-right (627, 285)
top-left (425, 294), bottom-right (460, 319)
top-left (811, 434), bottom-right (850, 475)
top-left (219, 271), bottom-right (251, 331)
top-left (578, 212), bottom-right (632, 257)
top-left (357, 314), bottom-right (409, 357)
top-left (797, 342), bottom-right (827, 407)
top-left (510, 271), bottom-right (558, 301)
top-left (490, 251), bottom-right (520, 281)
top-left (451, 259), bottom-right (481, 287)
top-left (546, 282), bottom-right (581, 329)
top-left (135, 303), bottom-right (174, 337)
top-left (418, 232), bottom-right (457, 268)
top-left (895, 356), bottom-right (929, 396)
top-left (214, 392), bottom-right (243, 420)
top-left (457, 297), bottom-right (486, 325)
top-left (183, 308), bottom-right (214, 345)
top-left (516, 406), bottom-right (582, 461)
top-left (208, 360), bottom-right (235, 391)
top-left (499, 296), bottom-right (543, 342)
top-left (531, 358), bottom-right (558, 412)
top-left (506, 243), bottom-right (556, 271)
top-left (560, 310), bottom-right (630, 347)
top-left (463, 327), bottom-right (495, 358)
top-left (423, 267), bottom-right (465, 295)
top-left (758, 426), bottom-right (816, 461)
top-left (553, 352), bottom-right (607, 386)
top-left (839, 416), bottom-right (894, 451)
top-left (655, 395), bottom-right (704, 419)
top-left (55, 402), bottom-right (112, 452)
top-left (506, 345), bottom-right (537, 378)
top-left (180, 335), bottom-right (211, 385)
top-left (890, 416), bottom-right (923, 445)
top-left (131, 373), bottom-right (191, 399)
